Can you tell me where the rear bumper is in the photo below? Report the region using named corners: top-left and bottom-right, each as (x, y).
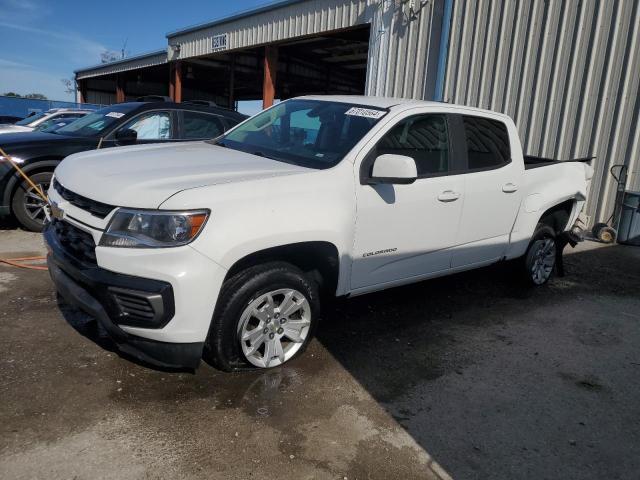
top-left (45, 225), bottom-right (204, 369)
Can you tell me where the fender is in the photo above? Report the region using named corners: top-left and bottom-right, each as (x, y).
top-left (193, 232), bottom-right (351, 296)
top-left (507, 194), bottom-right (582, 260)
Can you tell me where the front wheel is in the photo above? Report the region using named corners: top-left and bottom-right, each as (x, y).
top-left (522, 224), bottom-right (557, 286)
top-left (204, 262), bottom-right (320, 371)
top-left (11, 171), bottom-right (52, 232)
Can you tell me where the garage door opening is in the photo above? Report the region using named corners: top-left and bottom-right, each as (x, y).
top-left (179, 24), bottom-right (371, 111)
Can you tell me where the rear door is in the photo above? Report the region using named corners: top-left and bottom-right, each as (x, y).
top-left (450, 114), bottom-right (523, 268)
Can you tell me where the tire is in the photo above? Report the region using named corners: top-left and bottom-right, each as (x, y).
top-left (597, 226), bottom-right (617, 244)
top-left (204, 262), bottom-right (321, 372)
top-left (11, 171), bottom-right (52, 232)
top-left (521, 224), bottom-right (557, 286)
top-left (591, 222), bottom-right (609, 240)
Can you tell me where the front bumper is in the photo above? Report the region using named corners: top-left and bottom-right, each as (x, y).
top-left (45, 224), bottom-right (205, 369)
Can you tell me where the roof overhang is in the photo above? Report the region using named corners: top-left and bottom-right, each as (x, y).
top-left (166, 0), bottom-right (309, 38)
top-left (75, 50), bottom-right (168, 80)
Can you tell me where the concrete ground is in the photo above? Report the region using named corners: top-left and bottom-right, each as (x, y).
top-left (1, 219), bottom-right (639, 480)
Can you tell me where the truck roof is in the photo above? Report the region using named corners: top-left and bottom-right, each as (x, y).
top-left (295, 95), bottom-right (512, 121)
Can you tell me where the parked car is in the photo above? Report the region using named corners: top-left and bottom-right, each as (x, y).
top-left (0, 101), bottom-right (247, 231)
top-left (45, 96), bottom-right (593, 371)
top-left (0, 108), bottom-right (93, 135)
top-left (0, 115), bottom-right (23, 124)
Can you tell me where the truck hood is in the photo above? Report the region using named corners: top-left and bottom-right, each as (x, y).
top-left (54, 141), bottom-right (313, 208)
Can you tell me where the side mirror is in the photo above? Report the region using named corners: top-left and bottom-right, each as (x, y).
top-left (369, 154), bottom-right (417, 185)
top-left (115, 128), bottom-right (138, 144)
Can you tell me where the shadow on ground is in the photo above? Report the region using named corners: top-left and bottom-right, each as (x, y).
top-left (316, 245), bottom-right (640, 479)
top-left (0, 216), bottom-right (19, 230)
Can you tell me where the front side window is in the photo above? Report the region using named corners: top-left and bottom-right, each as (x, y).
top-left (121, 111), bottom-right (172, 140)
top-left (217, 100), bottom-right (386, 169)
top-left (182, 111), bottom-right (224, 139)
top-left (374, 114), bottom-right (449, 176)
top-left (462, 116), bottom-right (510, 170)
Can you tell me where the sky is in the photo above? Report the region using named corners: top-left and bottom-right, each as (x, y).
top-left (0, 0), bottom-right (273, 102)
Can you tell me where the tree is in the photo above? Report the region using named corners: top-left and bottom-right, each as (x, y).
top-left (61, 78), bottom-right (76, 95)
top-left (100, 50), bottom-right (120, 63)
top-left (3, 92), bottom-right (21, 97)
top-left (24, 93), bottom-right (48, 100)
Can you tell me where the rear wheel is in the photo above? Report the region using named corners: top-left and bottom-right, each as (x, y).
top-left (204, 262), bottom-right (320, 371)
top-left (522, 224), bottom-right (557, 286)
top-left (11, 171), bottom-right (52, 232)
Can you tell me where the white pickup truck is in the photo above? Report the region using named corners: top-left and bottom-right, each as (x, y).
top-left (45, 96), bottom-right (593, 371)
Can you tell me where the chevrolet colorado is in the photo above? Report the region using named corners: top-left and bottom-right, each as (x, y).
top-left (45, 96), bottom-right (593, 371)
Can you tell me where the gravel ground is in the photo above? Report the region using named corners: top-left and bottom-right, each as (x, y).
top-left (1, 221), bottom-right (639, 479)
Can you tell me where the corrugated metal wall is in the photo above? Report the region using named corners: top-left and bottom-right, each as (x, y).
top-left (169, 0), bottom-right (442, 101)
top-left (365, 0), bottom-right (442, 99)
top-left (442, 0), bottom-right (640, 223)
top-left (168, 0), bottom-right (371, 59)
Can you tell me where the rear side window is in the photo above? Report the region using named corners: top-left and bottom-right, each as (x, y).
top-left (462, 116), bottom-right (510, 170)
top-left (375, 114), bottom-right (449, 176)
top-left (182, 111), bottom-right (224, 139)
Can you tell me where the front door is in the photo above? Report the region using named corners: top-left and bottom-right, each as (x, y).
top-left (351, 113), bottom-right (465, 291)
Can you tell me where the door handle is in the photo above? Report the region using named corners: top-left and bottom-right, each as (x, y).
top-left (502, 183), bottom-right (519, 193)
top-left (437, 190), bottom-right (461, 202)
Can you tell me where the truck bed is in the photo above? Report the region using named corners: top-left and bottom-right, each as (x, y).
top-left (524, 155), bottom-right (594, 170)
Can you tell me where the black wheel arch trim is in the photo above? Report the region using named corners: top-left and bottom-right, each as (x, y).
top-left (2, 159), bottom-right (61, 209)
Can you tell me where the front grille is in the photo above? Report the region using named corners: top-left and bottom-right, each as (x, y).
top-left (51, 218), bottom-right (97, 265)
top-left (53, 178), bottom-right (115, 219)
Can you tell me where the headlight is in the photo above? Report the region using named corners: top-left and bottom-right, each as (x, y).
top-left (99, 209), bottom-right (209, 248)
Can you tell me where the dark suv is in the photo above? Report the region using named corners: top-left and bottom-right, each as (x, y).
top-left (0, 101), bottom-right (247, 231)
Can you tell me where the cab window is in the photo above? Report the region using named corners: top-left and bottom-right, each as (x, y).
top-left (374, 114), bottom-right (449, 177)
top-left (462, 116), bottom-right (510, 170)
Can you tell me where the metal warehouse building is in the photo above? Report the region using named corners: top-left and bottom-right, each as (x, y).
top-left (74, 0), bottom-right (640, 225)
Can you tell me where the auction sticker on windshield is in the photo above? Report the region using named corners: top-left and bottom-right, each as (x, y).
top-left (345, 107), bottom-right (386, 119)
top-left (105, 112), bottom-right (125, 119)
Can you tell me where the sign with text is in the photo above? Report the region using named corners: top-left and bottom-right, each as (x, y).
top-left (212, 34), bottom-right (228, 52)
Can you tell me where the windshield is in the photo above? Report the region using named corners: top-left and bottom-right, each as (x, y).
top-left (15, 112), bottom-right (47, 126)
top-left (34, 118), bottom-right (76, 133)
top-left (56, 105), bottom-right (133, 137)
top-left (217, 99), bottom-right (387, 169)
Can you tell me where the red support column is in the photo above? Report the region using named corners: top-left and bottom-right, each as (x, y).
top-left (170, 62), bottom-right (182, 103)
top-left (262, 46), bottom-right (278, 109)
top-left (115, 74), bottom-right (125, 103)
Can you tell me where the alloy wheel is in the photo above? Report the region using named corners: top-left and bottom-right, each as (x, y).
top-left (238, 288), bottom-right (311, 368)
top-left (530, 238), bottom-right (556, 285)
top-left (23, 181), bottom-right (49, 224)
